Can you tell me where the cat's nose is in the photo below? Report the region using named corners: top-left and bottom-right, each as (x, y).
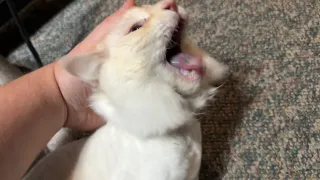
top-left (161, 0), bottom-right (178, 12)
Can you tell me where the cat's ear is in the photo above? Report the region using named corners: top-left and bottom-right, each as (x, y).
top-left (58, 51), bottom-right (106, 86)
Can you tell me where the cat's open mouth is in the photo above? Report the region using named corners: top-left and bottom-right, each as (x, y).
top-left (165, 18), bottom-right (204, 80)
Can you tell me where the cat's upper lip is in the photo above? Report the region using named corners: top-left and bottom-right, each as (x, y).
top-left (165, 16), bottom-right (184, 61)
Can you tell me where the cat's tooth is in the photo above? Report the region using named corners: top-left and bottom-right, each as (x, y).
top-left (190, 70), bottom-right (199, 79)
top-left (180, 69), bottom-right (189, 76)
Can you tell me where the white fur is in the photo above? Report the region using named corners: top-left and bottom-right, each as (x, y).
top-left (24, 1), bottom-right (228, 179)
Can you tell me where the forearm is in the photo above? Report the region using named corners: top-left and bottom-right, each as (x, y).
top-left (0, 63), bottom-right (67, 179)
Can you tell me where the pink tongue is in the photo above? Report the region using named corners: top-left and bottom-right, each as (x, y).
top-left (169, 53), bottom-right (203, 74)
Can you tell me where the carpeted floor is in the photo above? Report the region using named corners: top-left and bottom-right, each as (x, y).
top-left (5, 0), bottom-right (320, 179)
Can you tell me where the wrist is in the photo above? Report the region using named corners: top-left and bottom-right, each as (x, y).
top-left (52, 62), bottom-right (69, 126)
top-left (32, 63), bottom-right (68, 128)
top-left (0, 63), bottom-right (68, 179)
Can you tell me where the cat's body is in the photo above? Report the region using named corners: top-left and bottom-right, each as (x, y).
top-left (24, 0), bottom-right (228, 179)
top-left (25, 122), bottom-right (201, 180)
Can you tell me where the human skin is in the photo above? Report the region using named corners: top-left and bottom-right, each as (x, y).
top-left (0, 1), bottom-right (135, 179)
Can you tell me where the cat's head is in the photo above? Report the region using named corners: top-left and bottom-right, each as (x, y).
top-left (60, 0), bottom-right (228, 137)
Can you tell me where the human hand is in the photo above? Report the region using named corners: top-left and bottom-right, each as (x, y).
top-left (53, 0), bottom-right (135, 131)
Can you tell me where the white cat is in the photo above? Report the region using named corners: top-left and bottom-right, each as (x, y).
top-left (24, 0), bottom-right (228, 179)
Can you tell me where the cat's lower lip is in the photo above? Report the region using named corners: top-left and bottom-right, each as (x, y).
top-left (167, 52), bottom-right (203, 80)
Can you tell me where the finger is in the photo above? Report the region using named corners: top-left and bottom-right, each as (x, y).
top-left (77, 109), bottom-right (106, 131)
top-left (96, 0), bottom-right (136, 32)
top-left (121, 0), bottom-right (135, 9)
top-left (69, 0), bottom-right (135, 54)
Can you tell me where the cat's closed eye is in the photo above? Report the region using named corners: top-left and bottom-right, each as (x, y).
top-left (130, 24), bottom-right (142, 32)
top-left (129, 19), bottom-right (146, 33)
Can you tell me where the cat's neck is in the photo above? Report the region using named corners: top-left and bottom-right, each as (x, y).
top-left (103, 119), bottom-right (198, 140)
top-left (90, 87), bottom-right (196, 138)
